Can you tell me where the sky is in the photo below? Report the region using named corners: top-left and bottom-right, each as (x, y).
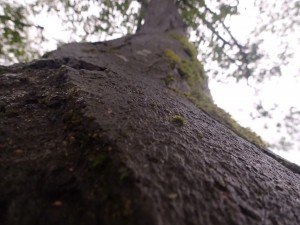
top-left (209, 1), bottom-right (300, 165)
top-left (15, 0), bottom-right (300, 165)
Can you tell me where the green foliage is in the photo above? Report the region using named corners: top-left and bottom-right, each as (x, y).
top-left (178, 1), bottom-right (266, 81)
top-left (0, 2), bottom-right (27, 62)
top-left (0, 0), bottom-right (141, 64)
top-left (0, 1), bottom-right (41, 64)
top-left (1, 0), bottom-right (297, 83)
top-left (30, 0), bottom-right (141, 41)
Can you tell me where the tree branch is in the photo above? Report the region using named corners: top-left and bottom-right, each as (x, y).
top-left (0, 14), bottom-right (44, 30)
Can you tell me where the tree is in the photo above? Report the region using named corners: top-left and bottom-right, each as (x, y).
top-left (1, 0), bottom-right (300, 151)
top-left (0, 0), bottom-right (300, 224)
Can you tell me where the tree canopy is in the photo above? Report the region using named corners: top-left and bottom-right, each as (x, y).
top-left (0, 0), bottom-right (299, 151)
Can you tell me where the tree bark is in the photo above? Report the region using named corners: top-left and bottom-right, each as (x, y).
top-left (137, 0), bottom-right (186, 35)
top-left (0, 0), bottom-right (300, 225)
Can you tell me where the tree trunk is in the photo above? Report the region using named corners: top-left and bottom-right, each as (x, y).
top-left (0, 0), bottom-right (300, 225)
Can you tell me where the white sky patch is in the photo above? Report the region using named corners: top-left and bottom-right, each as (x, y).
top-left (274, 149), bottom-right (300, 165)
top-left (210, 0), bottom-right (300, 165)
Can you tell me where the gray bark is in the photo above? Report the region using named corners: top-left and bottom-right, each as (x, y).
top-left (137, 0), bottom-right (187, 35)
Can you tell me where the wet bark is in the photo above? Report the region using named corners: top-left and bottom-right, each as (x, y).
top-left (0, 0), bottom-right (300, 224)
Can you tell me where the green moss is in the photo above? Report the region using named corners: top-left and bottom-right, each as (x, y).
top-left (165, 33), bottom-right (208, 98)
top-left (172, 115), bottom-right (187, 126)
top-left (164, 49), bottom-right (181, 65)
top-left (167, 192), bottom-right (178, 199)
top-left (164, 35), bottom-right (266, 148)
top-left (167, 33), bottom-right (198, 58)
top-left (164, 48), bottom-right (208, 99)
top-left (162, 74), bottom-right (175, 86)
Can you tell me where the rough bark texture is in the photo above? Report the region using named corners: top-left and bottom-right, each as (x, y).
top-left (1, 0), bottom-right (300, 224)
